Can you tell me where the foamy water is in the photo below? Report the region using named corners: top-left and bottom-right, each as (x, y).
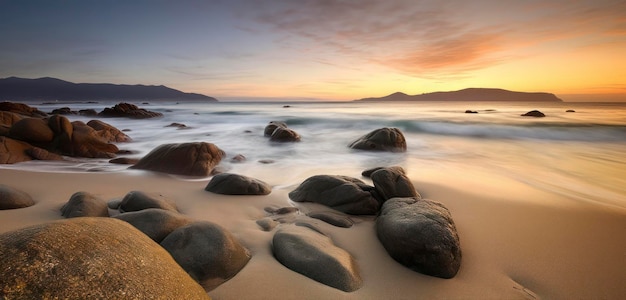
top-left (4, 100), bottom-right (626, 209)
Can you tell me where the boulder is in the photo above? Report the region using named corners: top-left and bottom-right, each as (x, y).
top-left (130, 142), bottom-right (225, 176)
top-left (160, 221), bottom-right (251, 291)
top-left (204, 173), bottom-right (272, 195)
top-left (60, 191), bottom-right (109, 218)
top-left (0, 184), bottom-right (35, 210)
top-left (307, 211), bottom-right (354, 228)
top-left (47, 114), bottom-right (73, 153)
top-left (0, 111), bottom-right (23, 127)
top-left (269, 126), bottom-right (301, 142)
top-left (99, 102), bottom-right (163, 119)
top-left (0, 136), bottom-right (35, 164)
top-left (376, 197), bottom-right (462, 279)
top-left (119, 190), bottom-right (178, 213)
top-left (288, 175), bottom-right (380, 215)
top-left (79, 109), bottom-right (98, 116)
top-left (370, 166), bottom-right (420, 201)
top-left (87, 119), bottom-right (132, 142)
top-left (114, 208), bottom-right (193, 242)
top-left (521, 110), bottom-right (546, 117)
top-left (51, 107), bottom-right (75, 115)
top-left (8, 117), bottom-right (54, 144)
top-left (0, 218), bottom-right (209, 299)
top-left (348, 127), bottom-right (407, 152)
top-left (264, 121), bottom-right (287, 137)
top-left (24, 147), bottom-right (64, 161)
top-left (0, 101), bottom-right (47, 117)
top-left (69, 121), bottom-right (119, 158)
top-left (272, 225), bottom-right (362, 292)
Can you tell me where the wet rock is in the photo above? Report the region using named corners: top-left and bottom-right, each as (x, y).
top-left (377, 197), bottom-right (461, 279)
top-left (269, 126), bottom-right (301, 142)
top-left (265, 206), bottom-right (299, 215)
top-left (205, 173), bottom-right (271, 195)
top-left (87, 119), bottom-right (132, 143)
top-left (307, 211), bottom-right (354, 228)
top-left (130, 142), bottom-right (224, 176)
top-left (109, 157), bottom-right (140, 165)
top-left (160, 221), bottom-right (251, 291)
top-left (0, 218), bottom-right (210, 299)
top-left (99, 102), bottom-right (163, 119)
top-left (25, 147), bottom-right (64, 161)
top-left (60, 191), bottom-right (109, 218)
top-left (370, 166), bottom-right (420, 201)
top-left (348, 127), bottom-right (407, 152)
top-left (231, 154), bottom-right (246, 163)
top-left (521, 110), bottom-right (546, 117)
top-left (165, 122), bottom-right (188, 129)
top-left (114, 208), bottom-right (193, 242)
top-left (272, 225), bottom-right (362, 292)
top-left (264, 121), bottom-right (287, 137)
top-left (119, 190), bottom-right (178, 213)
top-left (0, 184), bottom-right (35, 210)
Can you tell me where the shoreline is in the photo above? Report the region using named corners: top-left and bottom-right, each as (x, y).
top-left (1, 168), bottom-right (624, 299)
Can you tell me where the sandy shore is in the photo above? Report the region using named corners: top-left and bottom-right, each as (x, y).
top-left (0, 167), bottom-right (624, 299)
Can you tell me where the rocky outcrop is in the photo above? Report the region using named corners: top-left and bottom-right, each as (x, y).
top-left (376, 197), bottom-right (462, 279)
top-left (87, 119), bottom-right (132, 142)
top-left (0, 218), bottom-right (210, 299)
top-left (99, 102), bottom-right (163, 119)
top-left (118, 190), bottom-right (179, 213)
top-left (204, 173), bottom-right (272, 195)
top-left (348, 127), bottom-right (407, 152)
top-left (160, 221), bottom-right (251, 291)
top-left (60, 191), bottom-right (109, 218)
top-left (114, 208), bottom-right (193, 242)
top-left (288, 175), bottom-right (380, 215)
top-left (0, 184), bottom-right (35, 210)
top-left (0, 101), bottom-right (47, 117)
top-left (130, 142), bottom-right (225, 176)
top-left (272, 225), bottom-right (362, 292)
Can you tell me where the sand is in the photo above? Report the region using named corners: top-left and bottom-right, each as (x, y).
top-left (0, 167), bottom-right (625, 299)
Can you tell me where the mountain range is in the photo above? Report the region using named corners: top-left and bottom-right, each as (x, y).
top-left (355, 88), bottom-right (562, 102)
top-left (0, 77), bottom-right (217, 102)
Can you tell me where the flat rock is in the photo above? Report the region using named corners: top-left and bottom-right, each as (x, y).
top-left (60, 191), bottom-right (109, 218)
top-left (0, 184), bottom-right (35, 210)
top-left (204, 173), bottom-right (271, 195)
top-left (130, 142), bottom-right (225, 176)
top-left (376, 197), bottom-right (462, 279)
top-left (119, 190), bottom-right (178, 213)
top-left (0, 218), bottom-right (209, 299)
top-left (348, 127), bottom-right (407, 152)
top-left (114, 208), bottom-right (193, 242)
top-left (272, 225), bottom-right (362, 292)
top-left (370, 166), bottom-right (420, 201)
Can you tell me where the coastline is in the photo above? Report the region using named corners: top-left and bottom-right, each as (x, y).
top-left (1, 168), bottom-right (624, 299)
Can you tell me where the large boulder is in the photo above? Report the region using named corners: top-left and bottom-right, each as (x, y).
top-left (370, 166), bottom-right (420, 201)
top-left (99, 102), bottom-right (163, 119)
top-left (60, 191), bottom-right (109, 218)
top-left (87, 119), bottom-right (132, 142)
top-left (118, 190), bottom-right (178, 213)
top-left (0, 218), bottom-right (210, 299)
top-left (272, 225), bottom-right (362, 292)
top-left (69, 121), bottom-right (119, 158)
top-left (376, 197), bottom-right (462, 279)
top-left (0, 101), bottom-right (47, 117)
top-left (204, 173), bottom-right (271, 195)
top-left (114, 208), bottom-right (193, 242)
top-left (289, 175), bottom-right (380, 215)
top-left (131, 142), bottom-right (225, 176)
top-left (8, 117), bottom-right (54, 144)
top-left (0, 184), bottom-right (35, 210)
top-left (348, 127), bottom-right (407, 152)
top-left (160, 221), bottom-right (251, 291)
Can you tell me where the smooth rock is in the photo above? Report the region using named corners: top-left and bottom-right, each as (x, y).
top-left (307, 211), bottom-right (354, 228)
top-left (130, 142), bottom-right (225, 176)
top-left (114, 208), bottom-right (193, 242)
top-left (60, 191), bottom-right (109, 218)
top-left (521, 110), bottom-right (546, 117)
top-left (0, 184), bottom-right (35, 210)
top-left (348, 127), bottom-right (407, 152)
top-left (119, 190), bottom-right (178, 213)
top-left (98, 102), bottom-right (163, 119)
top-left (204, 173), bottom-right (271, 195)
top-left (0, 101), bottom-right (47, 117)
top-left (0, 137), bottom-right (35, 164)
top-left (87, 119), bottom-right (132, 142)
top-left (9, 117), bottom-right (54, 143)
top-left (264, 121), bottom-right (287, 137)
top-left (269, 126), bottom-right (301, 142)
top-left (370, 166), bottom-right (420, 201)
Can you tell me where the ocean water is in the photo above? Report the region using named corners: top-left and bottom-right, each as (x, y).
top-left (4, 100), bottom-right (626, 209)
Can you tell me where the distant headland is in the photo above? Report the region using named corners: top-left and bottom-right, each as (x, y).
top-left (0, 77), bottom-right (217, 102)
top-left (355, 88), bottom-right (563, 102)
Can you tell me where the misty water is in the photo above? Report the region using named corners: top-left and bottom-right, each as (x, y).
top-left (4, 100), bottom-right (626, 209)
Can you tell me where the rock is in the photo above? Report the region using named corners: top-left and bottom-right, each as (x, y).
top-left (109, 157), bottom-right (139, 165)
top-left (0, 111), bottom-right (23, 127)
top-left (166, 122), bottom-right (188, 129)
top-left (114, 208), bottom-right (193, 242)
top-left (258, 159), bottom-right (275, 164)
top-left (307, 211), bottom-right (354, 228)
top-left (8, 117), bottom-right (54, 143)
top-left (0, 218), bottom-right (210, 299)
top-left (272, 225), bottom-right (362, 292)
top-left (0, 101), bottom-right (47, 117)
top-left (130, 142), bottom-right (225, 176)
top-left (269, 126), bottom-right (301, 142)
top-left (231, 154), bottom-right (246, 163)
top-left (264, 121), bottom-right (287, 137)
top-left (87, 119), bottom-right (132, 142)
top-left (25, 147), bottom-right (64, 161)
top-left (60, 191), bottom-right (109, 218)
top-left (47, 114), bottom-right (73, 153)
top-left (465, 110), bottom-right (478, 113)
top-left (256, 217), bottom-right (279, 231)
top-left (160, 221), bottom-right (251, 291)
top-left (376, 197), bottom-right (462, 279)
top-left (265, 206), bottom-right (299, 215)
top-left (289, 175), bottom-right (380, 215)
top-left (348, 127), bottom-right (407, 152)
top-left (521, 110), bottom-right (546, 117)
top-left (69, 121), bottom-right (119, 158)
top-left (0, 184), bottom-right (35, 210)
top-left (566, 109), bottom-right (576, 113)
top-left (98, 102), bottom-right (163, 119)
top-left (370, 166), bottom-right (420, 201)
top-left (0, 136), bottom-right (35, 164)
top-left (204, 173), bottom-right (272, 195)
top-left (119, 190), bottom-right (178, 213)
top-left (79, 109), bottom-right (98, 116)
top-left (51, 107), bottom-right (75, 115)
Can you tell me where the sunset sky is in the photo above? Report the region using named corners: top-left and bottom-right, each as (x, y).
top-left (1, 0), bottom-right (625, 101)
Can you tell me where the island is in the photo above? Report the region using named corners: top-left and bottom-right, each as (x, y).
top-left (0, 77), bottom-right (217, 102)
top-left (355, 88), bottom-right (562, 102)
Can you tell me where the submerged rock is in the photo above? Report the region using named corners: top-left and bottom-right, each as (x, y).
top-left (0, 184), bottom-right (35, 210)
top-left (521, 110), bottom-right (546, 117)
top-left (130, 142), bottom-right (225, 176)
top-left (348, 127), bottom-right (407, 152)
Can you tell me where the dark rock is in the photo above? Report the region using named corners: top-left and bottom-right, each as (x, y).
top-left (205, 173), bottom-right (272, 195)
top-left (289, 175), bottom-right (380, 215)
top-left (272, 225), bottom-right (362, 292)
top-left (376, 197), bottom-right (462, 279)
top-left (348, 127), bottom-right (407, 152)
top-left (0, 184), bottom-right (35, 210)
top-left (166, 122), bottom-right (188, 129)
top-left (256, 217), bottom-right (279, 231)
top-left (130, 142), bottom-right (225, 176)
top-left (109, 157), bottom-right (139, 165)
top-left (270, 126), bottom-right (301, 142)
top-left (258, 159), bottom-right (275, 164)
top-left (78, 109), bottom-right (98, 116)
top-left (25, 147), bottom-right (64, 161)
top-left (264, 121), bottom-right (287, 137)
top-left (160, 221), bottom-right (251, 291)
top-left (370, 166), bottom-right (420, 201)
top-left (99, 102), bottom-right (163, 119)
top-left (0, 136), bottom-right (35, 164)
top-left (47, 114), bottom-right (73, 153)
top-left (60, 191), bottom-right (109, 218)
top-left (51, 107), bottom-right (75, 115)
top-left (307, 211), bottom-right (354, 228)
top-left (231, 154), bottom-right (246, 163)
top-left (361, 166), bottom-right (385, 178)
top-left (521, 110), bottom-right (546, 117)
top-left (566, 109), bottom-right (576, 113)
top-left (9, 117), bottom-right (54, 143)
top-left (114, 208), bottom-right (193, 242)
top-left (0, 218), bottom-right (210, 299)
top-left (119, 190), bottom-right (178, 213)
top-left (465, 110), bottom-right (478, 114)
top-left (0, 101), bottom-right (47, 117)
top-left (0, 111), bottom-right (23, 127)
top-left (87, 119), bottom-right (132, 142)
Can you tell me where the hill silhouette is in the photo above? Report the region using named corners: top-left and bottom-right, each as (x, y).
top-left (356, 88), bottom-right (562, 102)
top-left (0, 77), bottom-right (217, 102)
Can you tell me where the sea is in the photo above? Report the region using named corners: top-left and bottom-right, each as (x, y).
top-left (3, 100), bottom-right (626, 209)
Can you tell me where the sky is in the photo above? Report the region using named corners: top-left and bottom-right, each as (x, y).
top-left (1, 0), bottom-right (625, 101)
